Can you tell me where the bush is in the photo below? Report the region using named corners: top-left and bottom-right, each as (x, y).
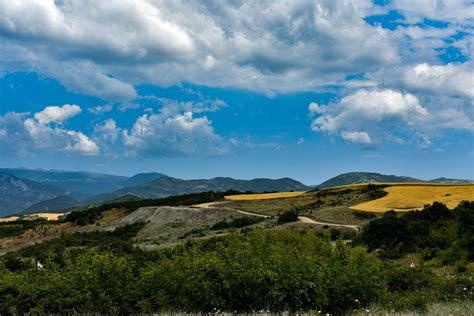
top-left (277, 209), bottom-right (299, 224)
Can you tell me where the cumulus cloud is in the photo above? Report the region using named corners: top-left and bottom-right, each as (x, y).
top-left (388, 0), bottom-right (473, 25)
top-left (341, 131), bottom-right (372, 144)
top-left (402, 62), bottom-right (474, 98)
top-left (94, 119), bottom-right (121, 142)
top-left (0, 0), bottom-right (399, 98)
top-left (310, 89), bottom-right (429, 144)
top-left (123, 111), bottom-right (227, 157)
top-left (89, 104), bottom-right (113, 115)
top-left (0, 105), bottom-right (99, 156)
top-left (34, 104), bottom-right (81, 124)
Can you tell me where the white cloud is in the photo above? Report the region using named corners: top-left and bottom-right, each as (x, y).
top-left (89, 104), bottom-right (113, 115)
top-left (25, 117), bottom-right (99, 155)
top-left (94, 119), bottom-right (121, 142)
top-left (34, 104), bottom-right (81, 124)
top-left (402, 62), bottom-right (474, 98)
top-left (388, 0), bottom-right (473, 25)
top-left (310, 89), bottom-right (429, 144)
top-left (341, 131), bottom-right (372, 144)
top-left (297, 137), bottom-right (305, 145)
top-left (0, 0), bottom-right (399, 98)
top-left (123, 111), bottom-right (227, 157)
top-left (0, 106), bottom-right (99, 156)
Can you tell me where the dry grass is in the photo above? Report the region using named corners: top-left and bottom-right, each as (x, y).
top-left (22, 213), bottom-right (64, 221)
top-left (351, 184), bottom-right (474, 212)
top-left (0, 216), bottom-right (19, 223)
top-left (225, 191), bottom-right (306, 201)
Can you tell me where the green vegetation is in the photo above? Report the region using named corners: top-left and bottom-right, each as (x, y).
top-left (0, 192), bottom-right (473, 313)
top-left (0, 219), bottom-right (53, 239)
top-left (210, 216), bottom-right (264, 230)
top-left (355, 201), bottom-right (474, 263)
top-left (0, 230), bottom-right (386, 314)
top-left (277, 209), bottom-right (299, 224)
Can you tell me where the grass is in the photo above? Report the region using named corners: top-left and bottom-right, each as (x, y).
top-left (225, 191), bottom-right (306, 201)
top-left (0, 216), bottom-right (19, 223)
top-left (351, 184), bottom-right (474, 212)
top-left (22, 213), bottom-right (64, 221)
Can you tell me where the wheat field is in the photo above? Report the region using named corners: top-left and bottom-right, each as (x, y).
top-left (23, 213), bottom-right (64, 221)
top-left (351, 184), bottom-right (474, 212)
top-left (225, 191), bottom-right (306, 201)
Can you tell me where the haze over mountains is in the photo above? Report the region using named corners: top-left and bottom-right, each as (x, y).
top-left (0, 168), bottom-right (472, 217)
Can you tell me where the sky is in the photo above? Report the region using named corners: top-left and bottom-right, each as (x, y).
top-left (0, 0), bottom-right (473, 185)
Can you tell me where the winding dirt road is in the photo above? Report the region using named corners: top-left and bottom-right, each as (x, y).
top-left (194, 201), bottom-right (360, 230)
top-left (298, 216), bottom-right (360, 231)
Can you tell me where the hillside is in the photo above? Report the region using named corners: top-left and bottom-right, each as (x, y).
top-left (0, 187), bottom-right (472, 314)
top-left (23, 196), bottom-right (80, 214)
top-left (122, 172), bottom-right (165, 187)
top-left (318, 172), bottom-right (423, 188)
top-left (0, 168), bottom-right (167, 195)
top-left (100, 176), bottom-right (309, 200)
top-left (0, 173), bottom-right (66, 216)
top-left (0, 168), bottom-right (128, 194)
top-left (430, 177), bottom-right (474, 184)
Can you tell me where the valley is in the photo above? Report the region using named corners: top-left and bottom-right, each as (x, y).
top-left (0, 169), bottom-right (473, 314)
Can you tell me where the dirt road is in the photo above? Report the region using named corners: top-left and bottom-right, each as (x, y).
top-left (193, 202), bottom-right (360, 229)
top-left (298, 216), bottom-right (360, 231)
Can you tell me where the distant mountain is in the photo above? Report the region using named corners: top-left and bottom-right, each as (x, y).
top-left (23, 196), bottom-right (80, 214)
top-left (0, 173), bottom-right (66, 216)
top-left (122, 172), bottom-right (165, 187)
top-left (0, 168), bottom-right (167, 195)
top-left (318, 172), bottom-right (423, 188)
top-left (430, 177), bottom-right (474, 184)
top-left (0, 168), bottom-right (127, 194)
top-left (100, 176), bottom-right (309, 200)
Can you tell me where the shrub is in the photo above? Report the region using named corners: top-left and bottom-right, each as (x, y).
top-left (277, 209), bottom-right (299, 224)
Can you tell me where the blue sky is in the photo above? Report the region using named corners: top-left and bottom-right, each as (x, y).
top-left (0, 0), bottom-right (473, 185)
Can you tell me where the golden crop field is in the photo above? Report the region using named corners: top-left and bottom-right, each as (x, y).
top-left (225, 191), bottom-right (306, 201)
top-left (23, 213), bottom-right (64, 221)
top-left (0, 216), bottom-right (19, 223)
top-left (351, 184), bottom-right (474, 212)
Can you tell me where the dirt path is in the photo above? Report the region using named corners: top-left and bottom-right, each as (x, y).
top-left (193, 201), bottom-right (229, 209)
top-left (193, 202), bottom-right (360, 228)
top-left (194, 201), bottom-right (271, 218)
top-left (298, 216), bottom-right (360, 231)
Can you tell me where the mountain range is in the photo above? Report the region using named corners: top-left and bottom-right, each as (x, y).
top-left (0, 168), bottom-right (165, 195)
top-left (97, 176), bottom-right (309, 201)
top-left (318, 172), bottom-right (473, 188)
top-left (0, 168), bottom-right (472, 217)
top-left (0, 173), bottom-right (66, 215)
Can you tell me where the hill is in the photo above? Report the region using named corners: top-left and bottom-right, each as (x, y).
top-left (0, 168), bottom-right (127, 194)
top-left (430, 177), bottom-right (474, 184)
top-left (318, 172), bottom-right (423, 188)
top-left (23, 196), bottom-right (80, 214)
top-left (0, 173), bottom-right (66, 216)
top-left (0, 168), bottom-right (167, 195)
top-left (100, 176), bottom-right (309, 201)
top-left (122, 172), bottom-right (165, 187)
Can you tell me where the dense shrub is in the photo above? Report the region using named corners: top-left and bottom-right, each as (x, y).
top-left (277, 209), bottom-right (299, 224)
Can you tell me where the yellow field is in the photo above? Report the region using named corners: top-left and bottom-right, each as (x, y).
top-left (351, 184), bottom-right (474, 212)
top-left (0, 216), bottom-right (19, 223)
top-left (225, 191), bottom-right (306, 201)
top-left (23, 213), bottom-right (64, 221)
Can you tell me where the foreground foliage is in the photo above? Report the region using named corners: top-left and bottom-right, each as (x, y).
top-left (0, 201), bottom-right (472, 314)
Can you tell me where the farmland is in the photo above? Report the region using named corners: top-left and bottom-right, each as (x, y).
top-left (351, 184), bottom-right (474, 212)
top-left (224, 191), bottom-right (306, 200)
